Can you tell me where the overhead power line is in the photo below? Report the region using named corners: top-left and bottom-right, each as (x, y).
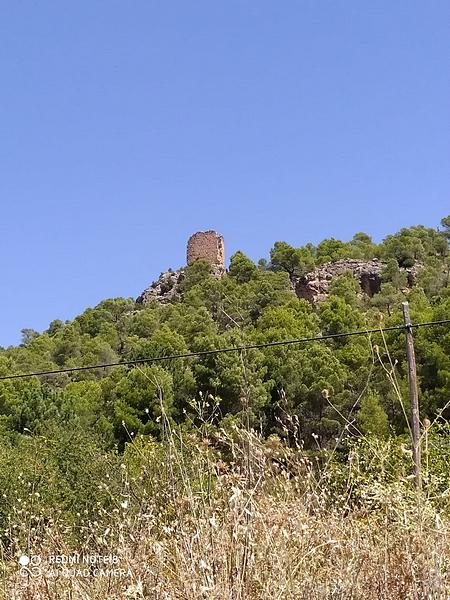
top-left (0, 319), bottom-right (449, 382)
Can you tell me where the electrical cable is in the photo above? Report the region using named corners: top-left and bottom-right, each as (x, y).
top-left (0, 319), bottom-right (448, 382)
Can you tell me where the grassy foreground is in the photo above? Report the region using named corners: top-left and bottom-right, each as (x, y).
top-left (1, 424), bottom-right (450, 600)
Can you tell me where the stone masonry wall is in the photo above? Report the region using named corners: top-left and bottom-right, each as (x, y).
top-left (187, 231), bottom-right (225, 270)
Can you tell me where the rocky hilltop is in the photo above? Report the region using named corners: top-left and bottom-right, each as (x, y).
top-left (137, 232), bottom-right (423, 306)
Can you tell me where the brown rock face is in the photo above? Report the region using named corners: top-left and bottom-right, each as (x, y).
top-left (294, 259), bottom-right (383, 304)
top-left (187, 231), bottom-right (225, 275)
top-left (293, 258), bottom-right (423, 304)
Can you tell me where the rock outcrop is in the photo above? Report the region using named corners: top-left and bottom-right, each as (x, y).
top-left (293, 258), bottom-right (383, 304)
top-left (136, 269), bottom-right (184, 305)
top-left (293, 259), bottom-right (383, 304)
top-left (293, 259), bottom-right (422, 304)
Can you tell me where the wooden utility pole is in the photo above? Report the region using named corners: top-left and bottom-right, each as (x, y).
top-left (402, 302), bottom-right (421, 490)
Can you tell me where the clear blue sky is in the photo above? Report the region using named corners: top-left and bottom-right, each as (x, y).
top-left (0, 1), bottom-right (448, 347)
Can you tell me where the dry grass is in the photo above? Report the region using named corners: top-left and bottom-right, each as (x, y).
top-left (1, 426), bottom-right (450, 600)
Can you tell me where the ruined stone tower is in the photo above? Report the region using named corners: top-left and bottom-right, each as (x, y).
top-left (187, 230), bottom-right (225, 275)
top-left (137, 231), bottom-right (226, 304)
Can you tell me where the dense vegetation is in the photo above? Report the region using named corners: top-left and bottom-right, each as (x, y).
top-left (1, 217), bottom-right (449, 449)
top-left (1, 217), bottom-right (450, 598)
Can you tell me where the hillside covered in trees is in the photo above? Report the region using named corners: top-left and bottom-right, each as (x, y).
top-left (1, 217), bottom-right (450, 450)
